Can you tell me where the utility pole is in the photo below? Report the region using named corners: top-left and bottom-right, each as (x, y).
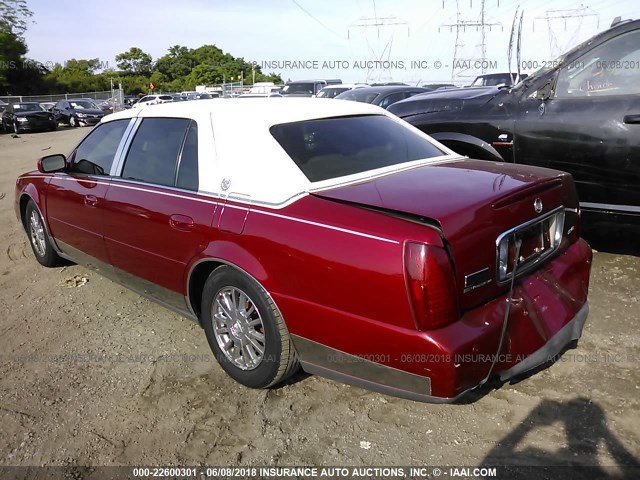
top-left (534, 6), bottom-right (600, 58)
top-left (348, 1), bottom-right (409, 83)
top-left (440, 0), bottom-right (502, 83)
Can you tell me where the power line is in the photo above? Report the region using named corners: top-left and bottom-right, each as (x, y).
top-left (289, 0), bottom-right (347, 39)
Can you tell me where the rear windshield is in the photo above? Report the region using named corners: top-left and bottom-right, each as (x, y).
top-left (316, 87), bottom-right (350, 98)
top-left (270, 115), bottom-right (445, 182)
top-left (334, 89), bottom-right (380, 103)
top-left (282, 83), bottom-right (315, 95)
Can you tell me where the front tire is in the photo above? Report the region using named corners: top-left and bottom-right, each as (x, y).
top-left (13, 120), bottom-right (21, 134)
top-left (201, 266), bottom-right (299, 388)
top-left (69, 116), bottom-right (78, 128)
top-left (25, 200), bottom-right (62, 267)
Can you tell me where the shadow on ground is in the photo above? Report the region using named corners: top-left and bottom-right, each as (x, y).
top-left (481, 397), bottom-right (640, 479)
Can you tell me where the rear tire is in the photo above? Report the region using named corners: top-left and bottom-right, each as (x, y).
top-left (201, 266), bottom-right (299, 388)
top-left (25, 200), bottom-right (62, 267)
top-left (69, 116), bottom-right (78, 128)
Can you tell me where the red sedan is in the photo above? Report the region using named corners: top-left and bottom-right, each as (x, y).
top-left (14, 99), bottom-right (592, 402)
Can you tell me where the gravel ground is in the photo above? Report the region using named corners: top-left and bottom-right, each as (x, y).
top-left (0, 128), bottom-right (638, 476)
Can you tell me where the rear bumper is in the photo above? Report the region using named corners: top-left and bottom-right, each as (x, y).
top-left (290, 238), bottom-right (592, 402)
top-left (295, 302), bottom-right (588, 403)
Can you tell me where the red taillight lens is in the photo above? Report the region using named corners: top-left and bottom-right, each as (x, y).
top-left (404, 242), bottom-right (459, 330)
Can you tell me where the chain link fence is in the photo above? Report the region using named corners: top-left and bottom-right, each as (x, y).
top-left (0, 89), bottom-right (126, 112)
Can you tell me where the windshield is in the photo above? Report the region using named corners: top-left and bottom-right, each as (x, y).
top-left (14, 103), bottom-right (45, 112)
top-left (281, 83), bottom-right (316, 95)
top-left (69, 100), bottom-right (98, 110)
top-left (270, 115), bottom-right (445, 182)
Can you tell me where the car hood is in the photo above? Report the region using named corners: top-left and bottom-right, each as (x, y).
top-left (313, 159), bottom-right (577, 308)
top-left (388, 86), bottom-right (507, 118)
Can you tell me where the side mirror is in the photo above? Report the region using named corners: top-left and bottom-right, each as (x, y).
top-left (38, 154), bottom-right (67, 173)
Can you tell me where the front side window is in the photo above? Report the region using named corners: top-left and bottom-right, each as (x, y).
top-left (270, 115), bottom-right (446, 182)
top-left (555, 30), bottom-right (640, 98)
top-left (121, 118), bottom-right (193, 187)
top-left (72, 119), bottom-right (130, 175)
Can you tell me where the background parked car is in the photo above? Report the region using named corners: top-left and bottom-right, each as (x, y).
top-left (132, 94), bottom-right (173, 108)
top-left (1, 102), bottom-right (57, 133)
top-left (388, 18), bottom-right (640, 226)
top-left (390, 20), bottom-right (640, 224)
top-left (53, 99), bottom-right (104, 127)
top-left (123, 96), bottom-right (139, 108)
top-left (95, 99), bottom-right (115, 115)
top-left (334, 85), bottom-right (431, 109)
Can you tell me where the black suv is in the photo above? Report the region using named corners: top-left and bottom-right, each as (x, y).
top-left (389, 19), bottom-right (640, 224)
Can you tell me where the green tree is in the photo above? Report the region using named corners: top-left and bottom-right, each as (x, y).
top-left (43, 58), bottom-right (109, 93)
top-left (0, 28), bottom-right (26, 91)
top-left (0, 0), bottom-right (32, 35)
top-left (116, 47), bottom-right (153, 76)
top-left (155, 45), bottom-right (194, 82)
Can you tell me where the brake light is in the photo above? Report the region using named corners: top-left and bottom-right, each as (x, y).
top-left (566, 208), bottom-right (581, 243)
top-left (403, 242), bottom-right (459, 330)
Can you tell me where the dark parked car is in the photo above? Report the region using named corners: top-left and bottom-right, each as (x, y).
top-left (14, 99), bottom-right (592, 402)
top-left (388, 19), bottom-right (640, 224)
top-left (1, 102), bottom-right (57, 133)
top-left (335, 85), bottom-right (431, 109)
top-left (53, 99), bottom-right (105, 127)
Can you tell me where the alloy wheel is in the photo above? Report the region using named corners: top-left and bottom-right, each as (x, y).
top-left (29, 210), bottom-right (47, 257)
top-left (211, 286), bottom-right (266, 370)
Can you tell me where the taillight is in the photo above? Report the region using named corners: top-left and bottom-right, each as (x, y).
top-left (566, 208), bottom-right (580, 243)
top-left (403, 242), bottom-right (459, 330)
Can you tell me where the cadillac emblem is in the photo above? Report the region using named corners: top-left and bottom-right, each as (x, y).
top-left (534, 198), bottom-right (543, 214)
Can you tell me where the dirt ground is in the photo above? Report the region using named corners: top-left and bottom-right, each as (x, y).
top-left (0, 128), bottom-right (638, 474)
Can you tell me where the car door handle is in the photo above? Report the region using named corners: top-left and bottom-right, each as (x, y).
top-left (169, 214), bottom-right (194, 231)
top-left (623, 114), bottom-right (640, 124)
top-left (84, 195), bottom-right (98, 207)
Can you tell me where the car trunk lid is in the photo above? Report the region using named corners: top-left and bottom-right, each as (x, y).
top-left (313, 158), bottom-right (577, 310)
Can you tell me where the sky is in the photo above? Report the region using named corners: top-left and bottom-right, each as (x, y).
top-left (24, 0), bottom-right (636, 86)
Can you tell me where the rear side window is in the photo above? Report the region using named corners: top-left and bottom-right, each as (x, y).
top-left (176, 121), bottom-right (199, 190)
top-left (72, 119), bottom-right (129, 175)
top-left (122, 118), bottom-right (198, 189)
top-left (270, 115), bottom-right (445, 182)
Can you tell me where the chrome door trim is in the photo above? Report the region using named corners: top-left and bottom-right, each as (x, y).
top-left (110, 117), bottom-right (143, 177)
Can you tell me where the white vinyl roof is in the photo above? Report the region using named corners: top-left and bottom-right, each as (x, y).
top-left (104, 98), bottom-right (458, 207)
